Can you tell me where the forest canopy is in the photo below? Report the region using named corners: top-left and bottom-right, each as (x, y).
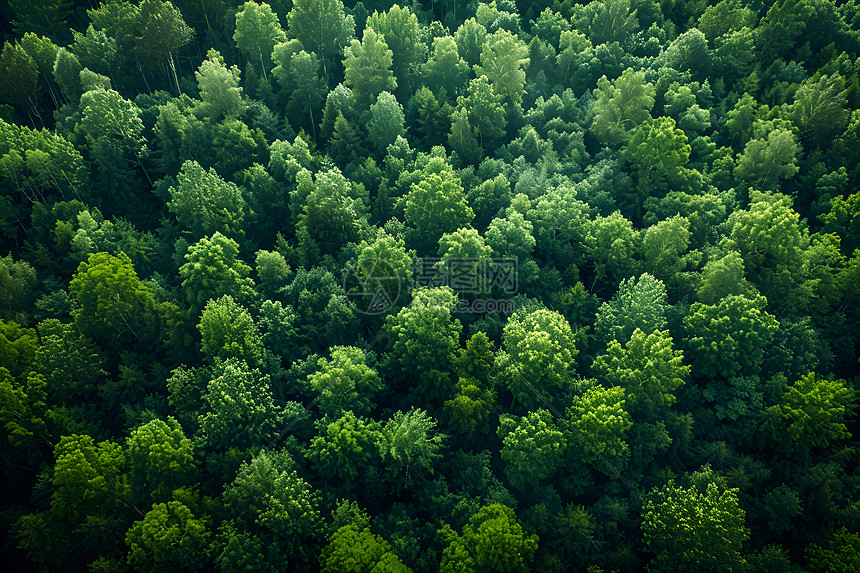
top-left (1, 0), bottom-right (860, 571)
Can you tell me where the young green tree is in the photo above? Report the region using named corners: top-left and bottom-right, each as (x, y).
top-left (136, 0), bottom-right (194, 94)
top-left (50, 433), bottom-right (128, 529)
top-left (68, 251), bottom-right (160, 351)
top-left (232, 1), bottom-right (285, 82)
top-left (343, 27), bottom-right (396, 112)
top-left (8, 0), bottom-right (72, 41)
top-left (198, 295), bottom-right (263, 366)
top-left (125, 500), bottom-right (211, 571)
top-left (499, 308), bottom-right (579, 410)
top-left (52, 46), bottom-right (82, 101)
top-left (367, 91), bottom-right (406, 155)
top-left (474, 29), bottom-right (530, 106)
top-left (590, 67), bottom-right (655, 146)
top-left (380, 408), bottom-right (446, 491)
top-left (734, 128), bottom-right (799, 188)
top-left (422, 36), bottom-right (469, 97)
top-left (805, 527), bottom-right (860, 573)
top-left (222, 451), bottom-right (323, 564)
top-left (79, 88), bottom-right (147, 199)
top-left (454, 18), bottom-right (488, 68)
top-left (382, 287), bottom-right (462, 404)
top-left (196, 359), bottom-right (280, 450)
top-left (683, 295), bottom-right (779, 379)
top-left (127, 417), bottom-right (195, 505)
top-left (584, 211), bottom-right (641, 289)
top-left (642, 215), bottom-right (701, 289)
top-left (307, 411), bottom-right (384, 486)
top-left (305, 346), bottom-right (383, 418)
top-left (402, 164), bottom-right (474, 254)
top-left (769, 372), bottom-right (856, 459)
top-left (320, 522), bottom-right (412, 573)
top-left (588, 0), bottom-right (639, 45)
top-left (194, 52), bottom-right (244, 120)
top-left (439, 503), bottom-right (538, 573)
top-left (695, 251), bottom-right (753, 304)
top-left (287, 0), bottom-right (354, 85)
top-left (0, 41), bottom-right (40, 123)
top-left (457, 75), bottom-right (507, 149)
top-left (167, 160), bottom-right (250, 240)
top-left (792, 73), bottom-right (849, 148)
top-left (498, 409), bottom-right (566, 488)
top-left (366, 5), bottom-right (426, 96)
top-left (566, 384), bottom-right (632, 473)
top-left (593, 328), bottom-right (688, 420)
top-left (621, 117), bottom-right (691, 205)
top-left (642, 482), bottom-right (748, 572)
top-left (442, 377), bottom-right (498, 443)
top-left (179, 232), bottom-right (255, 310)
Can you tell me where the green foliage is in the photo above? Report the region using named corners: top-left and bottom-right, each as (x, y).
top-left (366, 5), bottom-right (425, 95)
top-left (566, 384), bottom-right (632, 469)
top-left (439, 503), bottom-right (538, 573)
top-left (232, 1), bottom-right (285, 80)
top-left (683, 295), bottom-right (779, 379)
top-left (0, 118), bottom-right (87, 204)
top-left (2, 3), bottom-right (860, 571)
top-left (474, 29), bottom-right (530, 106)
top-left (590, 68), bottom-right (655, 146)
top-left (585, 211), bottom-right (641, 289)
top-left (69, 251), bottom-right (160, 349)
top-left (380, 408), bottom-right (446, 491)
top-left (367, 91), bottom-right (406, 154)
top-left (458, 75), bottom-right (507, 150)
top-left (321, 523), bottom-right (412, 572)
top-left (423, 36), bottom-right (469, 97)
top-left (195, 53), bottom-right (244, 120)
top-left (127, 417), bottom-right (195, 504)
top-left (695, 251), bottom-right (752, 304)
top-left (806, 527), bottom-right (860, 573)
top-left (223, 451), bottom-right (322, 561)
top-left (499, 308), bottom-right (578, 410)
top-left (735, 128), bottom-right (799, 187)
top-left (196, 359), bottom-right (280, 450)
top-left (402, 164), bottom-right (474, 254)
top-left (308, 411), bottom-right (383, 484)
top-left (344, 27), bottom-right (396, 112)
top-left (443, 377), bottom-right (498, 442)
top-left (198, 295), bottom-right (263, 366)
top-left (125, 500), bottom-right (210, 571)
top-left (50, 433), bottom-right (128, 523)
top-left (594, 273), bottom-right (667, 347)
top-left (772, 372), bottom-right (855, 458)
top-left (594, 328), bottom-right (688, 420)
top-left (0, 367), bottom-right (49, 465)
top-left (622, 116), bottom-right (690, 199)
top-left (0, 41), bottom-right (39, 116)
top-left (79, 88), bottom-right (146, 198)
top-left (8, 0), bottom-right (72, 40)
top-left (498, 409), bottom-right (566, 488)
top-left (642, 482), bottom-right (748, 572)
top-left (167, 160), bottom-right (249, 240)
top-left (179, 232), bottom-right (255, 310)
top-left (305, 346), bottom-right (382, 418)
top-left (287, 0), bottom-right (354, 78)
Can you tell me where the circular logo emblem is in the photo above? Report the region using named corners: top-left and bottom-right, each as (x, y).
top-left (343, 257), bottom-right (402, 315)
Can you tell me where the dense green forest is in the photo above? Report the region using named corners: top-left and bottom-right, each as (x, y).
top-left (1, 0), bottom-right (859, 570)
